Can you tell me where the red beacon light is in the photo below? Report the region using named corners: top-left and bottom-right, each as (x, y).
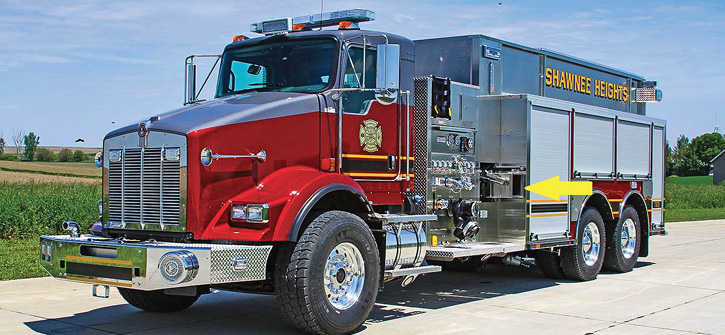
top-left (232, 34), bottom-right (249, 42)
top-left (292, 24), bottom-right (306, 31)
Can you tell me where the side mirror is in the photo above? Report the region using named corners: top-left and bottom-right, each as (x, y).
top-left (376, 44), bottom-right (400, 90)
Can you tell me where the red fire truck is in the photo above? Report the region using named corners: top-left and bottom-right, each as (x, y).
top-left (40, 9), bottom-right (665, 335)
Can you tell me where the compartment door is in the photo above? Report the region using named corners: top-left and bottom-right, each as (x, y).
top-left (529, 106), bottom-right (570, 240)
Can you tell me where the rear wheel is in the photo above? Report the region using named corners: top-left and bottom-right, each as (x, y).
top-left (560, 208), bottom-right (606, 281)
top-left (536, 250), bottom-right (567, 279)
top-left (604, 205), bottom-right (641, 272)
top-left (118, 288), bottom-right (199, 313)
top-left (275, 211), bottom-right (380, 335)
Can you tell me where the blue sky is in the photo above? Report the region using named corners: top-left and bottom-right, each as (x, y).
top-left (0, 0), bottom-right (722, 147)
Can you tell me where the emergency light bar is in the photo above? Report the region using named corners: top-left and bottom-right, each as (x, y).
top-left (251, 9), bottom-right (375, 35)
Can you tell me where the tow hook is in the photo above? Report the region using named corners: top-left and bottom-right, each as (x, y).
top-left (92, 284), bottom-right (110, 298)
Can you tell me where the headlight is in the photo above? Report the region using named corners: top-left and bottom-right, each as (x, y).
top-left (94, 152), bottom-right (103, 167)
top-left (246, 204), bottom-right (269, 222)
top-left (230, 203), bottom-right (269, 223)
top-left (108, 149), bottom-right (122, 163)
top-left (231, 204), bottom-right (248, 221)
top-left (158, 251), bottom-right (199, 284)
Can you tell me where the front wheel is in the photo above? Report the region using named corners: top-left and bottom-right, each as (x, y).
top-left (560, 208), bottom-right (606, 281)
top-left (118, 288), bottom-right (199, 313)
top-left (604, 205), bottom-right (641, 272)
top-left (275, 211), bottom-right (380, 335)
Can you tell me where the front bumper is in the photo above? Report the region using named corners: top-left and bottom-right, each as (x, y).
top-left (39, 235), bottom-right (273, 290)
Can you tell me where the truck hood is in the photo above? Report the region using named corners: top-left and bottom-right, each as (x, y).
top-left (105, 92), bottom-right (321, 139)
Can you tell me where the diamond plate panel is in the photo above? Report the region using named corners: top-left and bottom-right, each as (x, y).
top-left (405, 76), bottom-right (431, 214)
top-left (425, 242), bottom-right (526, 261)
top-left (210, 245), bottom-right (273, 283)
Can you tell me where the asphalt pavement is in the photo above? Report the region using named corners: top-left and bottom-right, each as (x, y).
top-left (1, 220), bottom-right (724, 335)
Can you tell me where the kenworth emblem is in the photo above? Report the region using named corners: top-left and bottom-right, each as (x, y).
top-left (138, 123), bottom-right (148, 138)
top-left (359, 119), bottom-right (382, 153)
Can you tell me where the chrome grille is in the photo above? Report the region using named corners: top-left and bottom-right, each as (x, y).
top-left (108, 147), bottom-right (181, 227)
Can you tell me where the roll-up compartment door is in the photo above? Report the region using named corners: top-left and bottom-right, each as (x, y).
top-left (617, 121), bottom-right (651, 177)
top-left (574, 113), bottom-right (614, 177)
top-left (529, 106), bottom-right (570, 240)
top-left (651, 126), bottom-right (665, 226)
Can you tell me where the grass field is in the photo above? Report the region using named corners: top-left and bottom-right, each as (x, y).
top-left (0, 238), bottom-right (45, 280)
top-left (665, 175), bottom-right (725, 222)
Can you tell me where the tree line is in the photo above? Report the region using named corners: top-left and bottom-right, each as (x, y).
top-left (667, 132), bottom-right (725, 176)
top-left (0, 130), bottom-right (87, 162)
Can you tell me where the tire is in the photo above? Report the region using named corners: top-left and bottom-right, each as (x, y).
top-left (604, 205), bottom-right (641, 272)
top-left (536, 250), bottom-right (567, 280)
top-left (560, 208), bottom-right (606, 281)
top-left (118, 288), bottom-right (199, 313)
top-left (444, 257), bottom-right (482, 272)
top-left (275, 211), bottom-right (380, 335)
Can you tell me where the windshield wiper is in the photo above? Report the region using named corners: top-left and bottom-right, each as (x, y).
top-left (249, 82), bottom-right (284, 92)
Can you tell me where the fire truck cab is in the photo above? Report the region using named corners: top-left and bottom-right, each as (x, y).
top-left (40, 9), bottom-right (665, 335)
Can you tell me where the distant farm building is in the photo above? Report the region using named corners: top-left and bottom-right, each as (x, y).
top-left (712, 149), bottom-right (725, 185)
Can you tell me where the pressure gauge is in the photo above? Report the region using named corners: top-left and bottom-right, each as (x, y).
top-left (455, 136), bottom-right (462, 146)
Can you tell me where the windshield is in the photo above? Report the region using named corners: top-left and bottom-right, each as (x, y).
top-left (216, 38), bottom-right (336, 97)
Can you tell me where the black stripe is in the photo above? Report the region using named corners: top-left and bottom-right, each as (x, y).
top-left (66, 262), bottom-right (132, 281)
top-left (342, 159), bottom-right (390, 172)
top-left (531, 204), bottom-right (568, 213)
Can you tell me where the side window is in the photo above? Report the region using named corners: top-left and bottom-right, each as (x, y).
top-left (228, 61), bottom-right (267, 92)
top-left (343, 47), bottom-right (376, 114)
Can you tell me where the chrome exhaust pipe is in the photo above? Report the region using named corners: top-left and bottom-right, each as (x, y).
top-left (62, 221), bottom-right (80, 238)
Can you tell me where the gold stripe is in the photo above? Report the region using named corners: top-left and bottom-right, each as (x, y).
top-left (343, 172), bottom-right (415, 178)
top-left (527, 199), bottom-right (568, 203)
top-left (66, 255), bottom-right (132, 266)
top-left (65, 276), bottom-right (133, 288)
top-left (651, 198), bottom-right (665, 201)
top-left (609, 199), bottom-right (624, 202)
top-left (612, 211), bottom-right (619, 215)
top-left (341, 154), bottom-right (415, 161)
top-left (526, 213), bottom-right (568, 218)
top-left (648, 209), bottom-right (664, 212)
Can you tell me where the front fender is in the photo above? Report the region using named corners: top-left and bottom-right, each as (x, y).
top-left (197, 166), bottom-right (366, 242)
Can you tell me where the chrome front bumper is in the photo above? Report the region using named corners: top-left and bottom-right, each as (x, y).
top-left (39, 235), bottom-right (273, 290)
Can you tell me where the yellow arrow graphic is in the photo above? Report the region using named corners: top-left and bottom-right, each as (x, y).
top-left (525, 176), bottom-right (593, 201)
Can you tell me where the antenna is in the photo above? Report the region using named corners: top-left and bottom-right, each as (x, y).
top-left (320, 0), bottom-right (324, 30)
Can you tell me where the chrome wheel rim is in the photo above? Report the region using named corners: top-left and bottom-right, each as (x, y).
top-left (581, 222), bottom-right (601, 266)
top-left (323, 242), bottom-right (365, 310)
top-left (620, 218), bottom-right (637, 259)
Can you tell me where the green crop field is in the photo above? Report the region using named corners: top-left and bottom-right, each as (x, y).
top-left (0, 182), bottom-right (100, 239)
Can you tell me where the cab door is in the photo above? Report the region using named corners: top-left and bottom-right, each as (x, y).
top-left (338, 45), bottom-right (402, 182)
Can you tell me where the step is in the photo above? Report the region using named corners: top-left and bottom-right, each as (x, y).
top-left (384, 265), bottom-right (442, 278)
top-left (425, 242), bottom-right (526, 261)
